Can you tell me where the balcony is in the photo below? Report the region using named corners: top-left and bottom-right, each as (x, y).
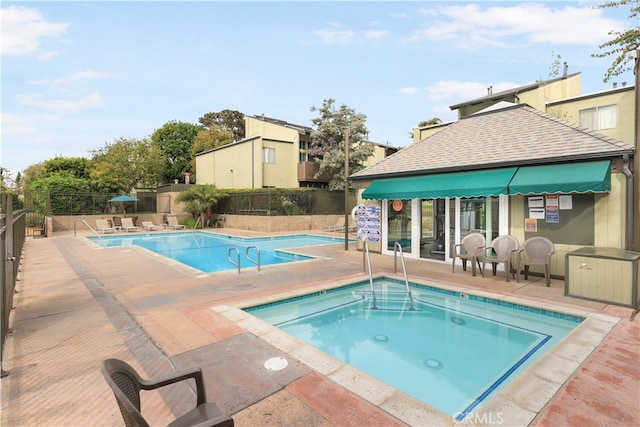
top-left (298, 161), bottom-right (329, 183)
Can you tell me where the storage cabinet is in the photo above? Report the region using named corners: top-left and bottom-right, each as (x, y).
top-left (565, 247), bottom-right (640, 307)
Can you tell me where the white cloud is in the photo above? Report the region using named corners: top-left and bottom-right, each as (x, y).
top-left (315, 23), bottom-right (354, 44)
top-left (15, 92), bottom-right (104, 114)
top-left (410, 3), bottom-right (623, 48)
top-left (1, 6), bottom-right (69, 56)
top-left (365, 30), bottom-right (390, 39)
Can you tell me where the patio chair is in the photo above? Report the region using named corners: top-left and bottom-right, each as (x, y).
top-left (101, 358), bottom-right (234, 427)
top-left (482, 235), bottom-right (519, 282)
top-left (121, 217), bottom-right (139, 232)
top-left (516, 236), bottom-right (555, 286)
top-left (166, 216), bottom-right (185, 230)
top-left (140, 221), bottom-right (163, 231)
top-left (113, 216), bottom-right (123, 230)
top-left (452, 232), bottom-right (485, 276)
top-left (95, 219), bottom-right (116, 234)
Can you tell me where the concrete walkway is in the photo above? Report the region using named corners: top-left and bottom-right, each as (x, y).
top-left (1, 230), bottom-right (638, 426)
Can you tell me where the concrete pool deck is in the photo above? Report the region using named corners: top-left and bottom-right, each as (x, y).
top-left (1, 230), bottom-right (639, 426)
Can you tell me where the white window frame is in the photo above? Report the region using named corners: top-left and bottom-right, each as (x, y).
top-left (262, 147), bottom-right (276, 164)
top-left (579, 104), bottom-right (617, 130)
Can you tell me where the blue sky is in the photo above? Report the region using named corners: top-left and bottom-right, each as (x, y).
top-left (1, 1), bottom-right (636, 177)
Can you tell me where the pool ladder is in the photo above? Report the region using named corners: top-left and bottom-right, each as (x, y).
top-left (363, 241), bottom-right (415, 311)
top-left (227, 246), bottom-right (261, 274)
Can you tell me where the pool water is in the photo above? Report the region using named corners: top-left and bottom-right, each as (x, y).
top-left (245, 278), bottom-right (583, 419)
top-left (88, 232), bottom-right (346, 273)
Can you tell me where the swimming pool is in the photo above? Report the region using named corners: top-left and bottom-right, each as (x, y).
top-left (88, 232), bottom-right (347, 273)
top-left (245, 277), bottom-right (583, 419)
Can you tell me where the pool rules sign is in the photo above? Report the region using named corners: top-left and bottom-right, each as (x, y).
top-left (356, 203), bottom-right (381, 243)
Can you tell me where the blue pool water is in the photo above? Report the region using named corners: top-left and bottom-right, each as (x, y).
top-left (245, 278), bottom-right (583, 419)
top-left (88, 232), bottom-right (346, 273)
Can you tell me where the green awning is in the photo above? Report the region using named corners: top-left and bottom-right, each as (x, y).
top-left (361, 167), bottom-right (517, 200)
top-left (509, 161), bottom-right (611, 195)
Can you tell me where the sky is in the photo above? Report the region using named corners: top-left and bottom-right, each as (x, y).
top-left (1, 1), bottom-right (637, 178)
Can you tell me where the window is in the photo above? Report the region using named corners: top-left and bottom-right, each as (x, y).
top-left (263, 147), bottom-right (275, 164)
top-left (578, 105), bottom-right (617, 130)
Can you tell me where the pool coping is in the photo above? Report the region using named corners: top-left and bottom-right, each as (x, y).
top-left (212, 273), bottom-right (619, 426)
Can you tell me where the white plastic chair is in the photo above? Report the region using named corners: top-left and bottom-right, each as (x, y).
top-left (516, 236), bottom-right (555, 286)
top-left (452, 232), bottom-right (486, 277)
top-left (482, 235), bottom-right (519, 282)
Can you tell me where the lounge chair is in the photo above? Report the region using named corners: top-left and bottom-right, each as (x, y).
top-left (165, 216), bottom-right (185, 230)
top-left (120, 217), bottom-right (139, 232)
top-left (95, 219), bottom-right (116, 234)
top-left (140, 221), bottom-right (163, 231)
top-left (322, 217), bottom-right (345, 232)
top-left (101, 358), bottom-right (234, 427)
top-left (112, 216), bottom-right (123, 230)
top-left (517, 236), bottom-right (555, 286)
top-left (482, 235), bottom-right (519, 282)
top-left (452, 232), bottom-right (485, 276)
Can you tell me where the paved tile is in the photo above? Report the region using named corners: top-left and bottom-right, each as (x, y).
top-left (1, 232), bottom-right (639, 427)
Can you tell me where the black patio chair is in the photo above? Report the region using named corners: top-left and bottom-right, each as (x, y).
top-left (101, 358), bottom-right (234, 427)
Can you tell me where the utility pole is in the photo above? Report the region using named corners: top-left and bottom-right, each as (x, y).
top-left (344, 127), bottom-right (350, 251)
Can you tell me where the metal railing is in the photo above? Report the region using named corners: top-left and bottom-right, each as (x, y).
top-left (2, 194), bottom-right (26, 377)
top-left (227, 247), bottom-right (241, 274)
top-left (246, 246), bottom-right (261, 272)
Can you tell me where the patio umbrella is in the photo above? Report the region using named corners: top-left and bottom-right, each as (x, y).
top-left (108, 195), bottom-right (138, 214)
top-left (108, 195), bottom-right (138, 203)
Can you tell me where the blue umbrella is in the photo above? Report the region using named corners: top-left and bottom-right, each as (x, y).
top-left (108, 195), bottom-right (138, 202)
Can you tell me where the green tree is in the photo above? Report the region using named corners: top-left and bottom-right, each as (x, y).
top-left (592, 0), bottom-right (640, 82)
top-left (175, 184), bottom-right (227, 227)
top-left (418, 118), bottom-right (442, 127)
top-left (308, 99), bottom-right (373, 191)
top-left (41, 156), bottom-right (90, 180)
top-left (29, 173), bottom-right (91, 214)
top-left (151, 121), bottom-right (202, 183)
top-left (199, 109), bottom-right (245, 142)
top-left (89, 136), bottom-right (164, 193)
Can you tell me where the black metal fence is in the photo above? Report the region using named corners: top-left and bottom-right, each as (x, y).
top-left (215, 189), bottom-right (350, 216)
top-left (1, 193), bottom-right (26, 376)
top-left (22, 191), bottom-right (157, 216)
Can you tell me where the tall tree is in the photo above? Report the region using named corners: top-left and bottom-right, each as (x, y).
top-left (151, 121), bottom-right (202, 183)
top-left (308, 99), bottom-right (373, 191)
top-left (199, 109), bottom-right (245, 142)
top-left (592, 0), bottom-right (640, 82)
top-left (89, 136), bottom-right (164, 193)
top-left (418, 118), bottom-right (442, 127)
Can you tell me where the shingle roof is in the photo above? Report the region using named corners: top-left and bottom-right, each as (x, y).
top-left (351, 104), bottom-right (634, 180)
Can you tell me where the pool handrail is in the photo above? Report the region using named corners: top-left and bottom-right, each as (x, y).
top-left (394, 242), bottom-right (416, 310)
top-left (363, 242), bottom-right (374, 292)
top-left (74, 219), bottom-right (102, 239)
top-left (227, 247), bottom-right (240, 274)
top-left (246, 246), bottom-right (261, 272)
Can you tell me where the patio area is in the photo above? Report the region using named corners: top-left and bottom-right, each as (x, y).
top-left (1, 230), bottom-right (638, 426)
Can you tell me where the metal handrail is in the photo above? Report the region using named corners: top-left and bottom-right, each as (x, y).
top-left (246, 246), bottom-right (261, 272)
top-left (362, 242), bottom-right (377, 309)
top-left (227, 247), bottom-right (240, 274)
top-left (193, 216), bottom-right (201, 231)
top-left (394, 242), bottom-right (415, 310)
top-left (363, 242), bottom-right (374, 292)
top-left (393, 242), bottom-right (410, 292)
top-left (74, 219), bottom-right (102, 239)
